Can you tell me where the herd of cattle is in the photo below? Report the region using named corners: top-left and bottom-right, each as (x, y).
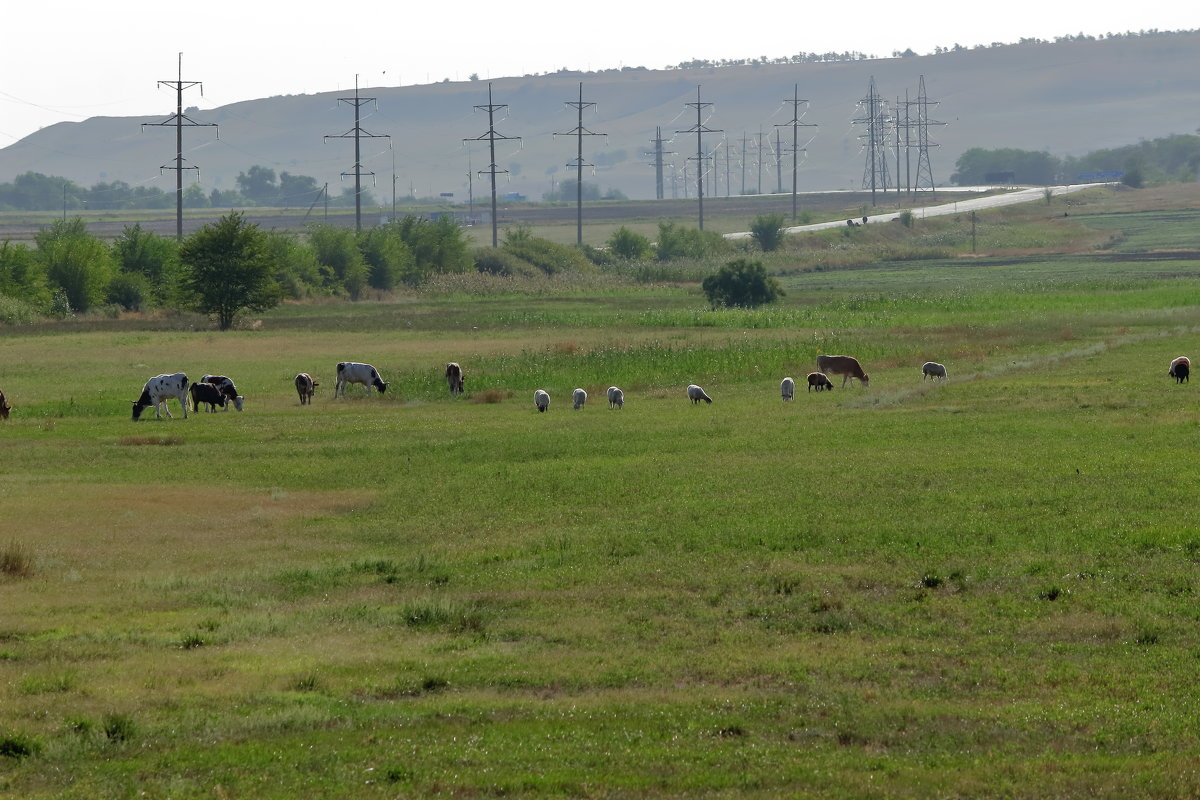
top-left (0, 354), bottom-right (1190, 423)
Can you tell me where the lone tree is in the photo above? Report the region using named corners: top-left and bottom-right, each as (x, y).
top-left (749, 213), bottom-right (787, 252)
top-left (179, 212), bottom-right (282, 330)
top-left (701, 258), bottom-right (784, 309)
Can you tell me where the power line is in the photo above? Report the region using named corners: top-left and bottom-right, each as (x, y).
top-left (645, 126), bottom-right (675, 200)
top-left (141, 53), bottom-right (217, 240)
top-left (553, 82), bottom-right (606, 245)
top-left (774, 84), bottom-right (818, 220)
top-left (676, 85), bottom-right (721, 230)
top-left (464, 82), bottom-right (520, 248)
top-left (853, 75), bottom-right (891, 205)
top-left (324, 75), bottom-right (390, 232)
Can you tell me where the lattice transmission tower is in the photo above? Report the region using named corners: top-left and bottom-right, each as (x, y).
top-left (853, 76), bottom-right (892, 204)
top-left (913, 75), bottom-right (945, 193)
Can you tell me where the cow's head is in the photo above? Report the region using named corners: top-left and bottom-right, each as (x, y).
top-left (232, 395), bottom-right (244, 411)
top-left (131, 401), bottom-right (147, 421)
top-left (0, 400), bottom-right (10, 420)
top-left (374, 380), bottom-right (388, 394)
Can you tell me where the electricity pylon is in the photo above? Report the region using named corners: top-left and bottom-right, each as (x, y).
top-left (676, 86), bottom-right (721, 230)
top-left (553, 82), bottom-right (606, 245)
top-left (324, 76), bottom-right (390, 232)
top-left (464, 83), bottom-right (521, 247)
top-left (774, 84), bottom-right (818, 221)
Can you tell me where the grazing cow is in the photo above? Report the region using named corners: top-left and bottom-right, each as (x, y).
top-left (201, 374), bottom-right (244, 411)
top-left (190, 381), bottom-right (228, 413)
top-left (295, 373), bottom-right (318, 405)
top-left (687, 384), bottom-right (713, 404)
top-left (816, 355), bottom-right (869, 388)
top-left (807, 372), bottom-right (834, 392)
top-left (922, 361), bottom-right (948, 381)
top-left (572, 388), bottom-right (587, 410)
top-left (334, 362), bottom-right (387, 397)
top-left (0, 387), bottom-right (10, 420)
top-left (445, 362), bottom-right (465, 396)
top-left (131, 373), bottom-right (190, 421)
top-left (534, 389), bottom-right (550, 412)
top-left (781, 377), bottom-right (795, 401)
top-left (1169, 356), bottom-right (1190, 384)
top-left (607, 386), bottom-right (624, 409)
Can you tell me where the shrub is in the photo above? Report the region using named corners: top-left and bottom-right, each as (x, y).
top-left (0, 541), bottom-right (34, 578)
top-left (0, 733), bottom-right (40, 760)
top-left (749, 214), bottom-right (787, 252)
top-left (502, 229), bottom-right (593, 275)
top-left (106, 271), bottom-right (154, 311)
top-left (701, 259), bottom-right (785, 309)
top-left (473, 247), bottom-right (536, 277)
top-left (607, 226), bottom-right (652, 260)
top-left (102, 713), bottom-right (136, 743)
top-left (655, 221), bottom-right (728, 261)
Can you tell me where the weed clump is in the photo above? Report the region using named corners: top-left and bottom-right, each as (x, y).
top-left (0, 541), bottom-right (34, 578)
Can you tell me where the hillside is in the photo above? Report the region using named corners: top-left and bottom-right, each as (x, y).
top-left (2, 32), bottom-right (1199, 202)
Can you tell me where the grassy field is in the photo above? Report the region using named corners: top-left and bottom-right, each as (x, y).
top-left (4, 190), bottom-right (1200, 797)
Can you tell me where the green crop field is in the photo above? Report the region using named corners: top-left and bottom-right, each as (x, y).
top-left (4, 194), bottom-right (1200, 798)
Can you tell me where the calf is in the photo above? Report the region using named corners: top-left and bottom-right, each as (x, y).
top-left (295, 373), bottom-right (318, 405)
top-left (807, 372), bottom-right (834, 392)
top-left (131, 373), bottom-right (190, 421)
top-left (201, 374), bottom-right (244, 411)
top-left (922, 361), bottom-right (948, 381)
top-left (445, 362), bottom-right (465, 396)
top-left (190, 381), bottom-right (229, 413)
top-left (335, 362), bottom-right (387, 397)
top-left (816, 354), bottom-right (869, 388)
top-left (1169, 356), bottom-right (1190, 384)
top-left (0, 387), bottom-right (10, 420)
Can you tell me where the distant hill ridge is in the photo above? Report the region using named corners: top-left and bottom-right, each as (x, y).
top-left (2, 31), bottom-right (1198, 201)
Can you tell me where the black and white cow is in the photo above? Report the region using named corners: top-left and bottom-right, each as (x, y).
top-left (0, 387), bottom-right (10, 420)
top-left (445, 362), bottom-right (464, 396)
top-left (334, 362), bottom-right (387, 397)
top-left (131, 373), bottom-right (190, 421)
top-left (295, 373), bottom-right (318, 405)
top-left (190, 381), bottom-right (228, 413)
top-left (201, 374), bottom-right (244, 411)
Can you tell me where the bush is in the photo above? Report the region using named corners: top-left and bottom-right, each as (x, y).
top-left (607, 226), bottom-right (652, 260)
top-left (701, 259), bottom-right (785, 309)
top-left (749, 214), bottom-right (787, 252)
top-left (106, 272), bottom-right (154, 311)
top-left (473, 247), bottom-right (537, 277)
top-left (502, 229), bottom-right (593, 275)
top-left (655, 221), bottom-right (728, 262)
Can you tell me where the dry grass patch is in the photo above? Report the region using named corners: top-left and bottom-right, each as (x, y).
top-left (118, 435), bottom-right (185, 446)
top-left (1, 540), bottom-right (35, 578)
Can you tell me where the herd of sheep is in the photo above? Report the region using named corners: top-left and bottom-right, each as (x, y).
top-left (0, 354), bottom-right (1190, 423)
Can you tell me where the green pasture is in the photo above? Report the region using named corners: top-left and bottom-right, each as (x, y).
top-left (4, 247), bottom-right (1200, 797)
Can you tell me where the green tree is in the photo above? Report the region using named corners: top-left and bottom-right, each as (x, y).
top-left (112, 224), bottom-right (178, 295)
top-left (0, 240), bottom-right (47, 304)
top-left (178, 213), bottom-right (283, 330)
top-left (655, 221), bottom-right (728, 261)
top-left (236, 166), bottom-right (279, 205)
top-left (34, 217), bottom-right (114, 313)
top-left (607, 226), bottom-right (652, 260)
top-left (358, 224), bottom-right (414, 291)
top-left (701, 258), bottom-right (784, 309)
top-left (749, 213), bottom-right (787, 252)
top-left (307, 224), bottom-right (369, 298)
top-left (278, 172), bottom-right (322, 206)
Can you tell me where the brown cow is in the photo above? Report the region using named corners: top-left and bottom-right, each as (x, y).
top-left (445, 362), bottom-right (465, 396)
top-left (816, 355), bottom-right (869, 388)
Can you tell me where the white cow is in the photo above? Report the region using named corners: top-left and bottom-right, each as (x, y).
top-left (780, 377), bottom-right (795, 401)
top-left (921, 362), bottom-right (948, 381)
top-left (607, 386), bottom-right (624, 409)
top-left (131, 373), bottom-right (190, 421)
top-left (534, 389), bottom-right (550, 412)
top-left (334, 362), bottom-right (387, 397)
top-left (572, 388), bottom-right (587, 410)
top-left (201, 374), bottom-right (244, 411)
top-left (687, 384), bottom-right (713, 404)
top-left (816, 355), bottom-right (870, 388)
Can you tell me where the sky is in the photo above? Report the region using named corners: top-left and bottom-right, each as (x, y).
top-left (1, 0), bottom-right (1194, 147)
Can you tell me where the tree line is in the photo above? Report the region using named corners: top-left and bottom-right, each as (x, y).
top-left (0, 166), bottom-right (376, 213)
top-left (951, 134), bottom-right (1200, 187)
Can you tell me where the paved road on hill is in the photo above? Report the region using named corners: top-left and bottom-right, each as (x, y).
top-left (725, 184), bottom-right (1107, 239)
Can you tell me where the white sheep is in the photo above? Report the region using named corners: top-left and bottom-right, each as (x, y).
top-left (534, 389), bottom-right (550, 412)
top-left (780, 376), bottom-right (795, 401)
top-left (572, 388), bottom-right (587, 410)
top-left (922, 361), bottom-right (948, 381)
top-left (607, 386), bottom-right (624, 409)
top-left (687, 384), bottom-right (713, 404)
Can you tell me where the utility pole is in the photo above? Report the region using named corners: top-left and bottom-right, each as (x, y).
top-left (775, 128), bottom-right (784, 194)
top-left (464, 83), bottom-right (520, 247)
top-left (647, 127), bottom-right (674, 200)
top-left (914, 75), bottom-right (945, 195)
top-left (554, 82), bottom-right (606, 245)
top-left (724, 140), bottom-right (734, 198)
top-left (142, 53), bottom-right (217, 240)
top-left (853, 75), bottom-right (891, 205)
top-left (676, 86), bottom-right (721, 230)
top-left (324, 76), bottom-right (390, 232)
top-left (755, 128), bottom-right (767, 195)
top-left (774, 84), bottom-right (818, 221)
top-left (739, 132), bottom-right (751, 196)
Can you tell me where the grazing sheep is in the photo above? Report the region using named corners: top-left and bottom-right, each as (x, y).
top-left (780, 377), bottom-right (795, 401)
top-left (687, 384), bottom-right (713, 404)
top-left (607, 386), bottom-right (624, 409)
top-left (572, 388), bottom-right (587, 410)
top-left (807, 372), bottom-right (834, 392)
top-left (922, 361), bottom-right (948, 381)
top-left (816, 355), bottom-right (869, 388)
top-left (534, 389), bottom-right (550, 412)
top-left (1169, 356), bottom-right (1190, 384)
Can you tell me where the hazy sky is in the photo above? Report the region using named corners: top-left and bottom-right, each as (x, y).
top-left (1, 0), bottom-right (1193, 146)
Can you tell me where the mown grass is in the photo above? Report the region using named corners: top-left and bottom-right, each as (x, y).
top-left (3, 196), bottom-right (1200, 797)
